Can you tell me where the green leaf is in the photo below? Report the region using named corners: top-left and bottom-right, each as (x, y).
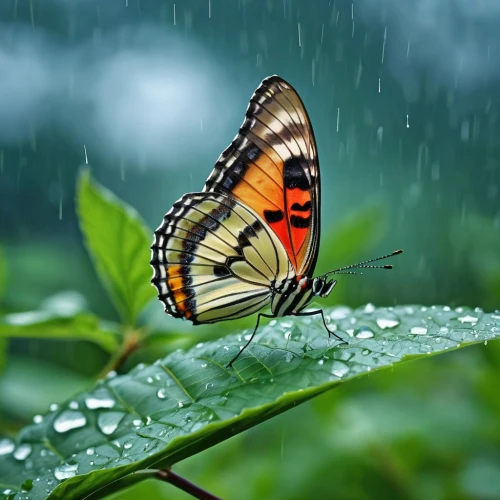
top-left (0, 311), bottom-right (119, 354)
top-left (0, 246), bottom-right (7, 303)
top-left (1, 305), bottom-right (499, 500)
top-left (76, 169), bottom-right (156, 326)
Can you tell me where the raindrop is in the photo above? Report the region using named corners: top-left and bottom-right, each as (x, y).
top-left (178, 402), bottom-right (184, 408)
top-left (68, 401), bottom-right (79, 410)
top-left (284, 352), bottom-right (294, 363)
top-left (355, 327), bottom-right (374, 339)
top-left (362, 349), bottom-right (370, 355)
top-left (330, 307), bottom-right (351, 320)
top-left (364, 303), bottom-right (375, 313)
top-left (376, 317), bottom-right (399, 329)
top-left (53, 411), bottom-right (87, 433)
top-left (410, 326), bottom-right (427, 335)
top-left (13, 444), bottom-right (32, 461)
top-left (157, 388), bottom-right (167, 399)
top-left (0, 439), bottom-right (15, 456)
top-left (97, 412), bottom-right (125, 436)
top-left (132, 419), bottom-right (142, 426)
top-left (200, 363), bottom-right (207, 368)
top-left (205, 383), bottom-right (213, 390)
top-left (86, 448), bottom-right (95, 456)
top-left (33, 415), bottom-right (43, 424)
top-left (331, 361), bottom-right (350, 378)
top-left (124, 443), bottom-right (133, 450)
top-left (85, 396), bottom-right (115, 410)
top-left (147, 377), bottom-right (153, 383)
top-left (318, 359), bottom-right (324, 365)
top-left (440, 327), bottom-right (449, 333)
top-left (49, 403), bottom-right (59, 412)
top-left (54, 463), bottom-right (78, 481)
top-left (458, 315), bottom-right (478, 325)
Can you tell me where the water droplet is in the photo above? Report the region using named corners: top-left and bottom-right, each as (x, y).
top-left (53, 411), bottom-right (87, 433)
top-left (54, 463), bottom-right (78, 480)
top-left (85, 396), bottom-right (115, 410)
top-left (86, 447), bottom-right (95, 455)
top-left (68, 401), bottom-right (79, 410)
top-left (361, 349), bottom-right (370, 355)
top-left (331, 360), bottom-right (350, 378)
top-left (124, 442), bottom-right (133, 450)
top-left (346, 329), bottom-right (354, 336)
top-left (0, 439), bottom-right (15, 456)
top-left (147, 376), bottom-right (153, 383)
top-left (491, 314), bottom-right (500, 320)
top-left (13, 444), bottom-right (32, 461)
top-left (440, 327), bottom-right (449, 333)
top-left (106, 370), bottom-right (117, 379)
top-left (376, 318), bottom-right (400, 329)
top-left (458, 315), bottom-right (478, 325)
top-left (435, 338), bottom-right (441, 343)
top-left (178, 402), bottom-right (184, 408)
top-left (330, 307), bottom-right (351, 320)
top-left (364, 303), bottom-right (375, 313)
top-left (355, 327), bottom-right (374, 339)
top-left (133, 419), bottom-right (142, 426)
top-left (33, 415), bottom-right (43, 424)
top-left (157, 388), bottom-right (167, 399)
top-left (410, 326), bottom-right (427, 335)
top-left (456, 307), bottom-right (464, 313)
top-left (318, 359), bottom-right (324, 365)
top-left (285, 352), bottom-right (294, 363)
top-left (200, 363), bottom-right (207, 368)
top-left (443, 306), bottom-right (451, 311)
top-left (196, 342), bottom-right (204, 348)
top-left (223, 346), bottom-right (229, 351)
top-left (485, 340), bottom-right (488, 345)
top-left (205, 383), bottom-right (213, 390)
top-left (97, 412), bottom-right (124, 436)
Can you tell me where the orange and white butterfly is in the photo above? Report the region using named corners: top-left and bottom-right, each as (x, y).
top-left (151, 76), bottom-right (401, 367)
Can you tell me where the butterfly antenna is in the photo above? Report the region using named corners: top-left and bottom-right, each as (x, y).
top-left (325, 249), bottom-right (403, 276)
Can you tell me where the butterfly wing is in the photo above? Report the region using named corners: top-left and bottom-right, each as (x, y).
top-left (151, 192), bottom-right (294, 323)
top-left (204, 75), bottom-right (320, 277)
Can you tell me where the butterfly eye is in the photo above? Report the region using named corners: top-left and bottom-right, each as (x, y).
top-left (312, 278), bottom-right (323, 295)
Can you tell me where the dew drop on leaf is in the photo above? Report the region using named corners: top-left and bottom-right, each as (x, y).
top-left (331, 360), bottom-right (349, 378)
top-left (97, 411), bottom-right (125, 436)
top-left (157, 388), bottom-right (167, 399)
top-left (410, 326), bottom-right (428, 335)
top-left (355, 326), bottom-right (374, 338)
top-left (13, 444), bottom-right (32, 461)
top-left (0, 439), bottom-right (15, 456)
top-left (53, 411), bottom-right (87, 433)
top-left (376, 317), bottom-right (400, 329)
top-left (54, 463), bottom-right (78, 481)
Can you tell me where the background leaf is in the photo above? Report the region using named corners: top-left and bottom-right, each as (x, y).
top-left (0, 305), bottom-right (499, 500)
top-left (0, 311), bottom-right (119, 354)
top-left (76, 169), bottom-right (156, 326)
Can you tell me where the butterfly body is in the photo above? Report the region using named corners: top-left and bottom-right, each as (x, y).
top-left (151, 75), bottom-right (401, 366)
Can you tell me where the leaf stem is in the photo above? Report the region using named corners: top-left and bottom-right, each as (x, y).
top-left (97, 329), bottom-right (141, 379)
top-left (155, 468), bottom-right (222, 500)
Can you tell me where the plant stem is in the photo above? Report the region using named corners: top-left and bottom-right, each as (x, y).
top-left (155, 468), bottom-right (222, 500)
top-left (97, 329), bottom-right (141, 379)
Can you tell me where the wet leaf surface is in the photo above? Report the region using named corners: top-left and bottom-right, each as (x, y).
top-left (1, 305), bottom-right (499, 500)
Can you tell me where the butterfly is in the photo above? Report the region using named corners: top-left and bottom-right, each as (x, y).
top-left (151, 75), bottom-right (402, 367)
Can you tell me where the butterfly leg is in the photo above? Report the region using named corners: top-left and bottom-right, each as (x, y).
top-left (226, 313), bottom-right (275, 368)
top-left (295, 309), bottom-right (346, 344)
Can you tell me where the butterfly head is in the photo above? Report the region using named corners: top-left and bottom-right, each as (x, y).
top-left (311, 276), bottom-right (337, 298)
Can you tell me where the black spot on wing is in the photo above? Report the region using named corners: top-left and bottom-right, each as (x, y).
top-left (291, 201), bottom-right (311, 212)
top-left (264, 209), bottom-right (284, 223)
top-left (283, 157), bottom-right (310, 190)
top-left (290, 215), bottom-right (311, 228)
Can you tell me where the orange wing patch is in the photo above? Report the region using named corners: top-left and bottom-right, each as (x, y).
top-left (204, 76), bottom-right (320, 277)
